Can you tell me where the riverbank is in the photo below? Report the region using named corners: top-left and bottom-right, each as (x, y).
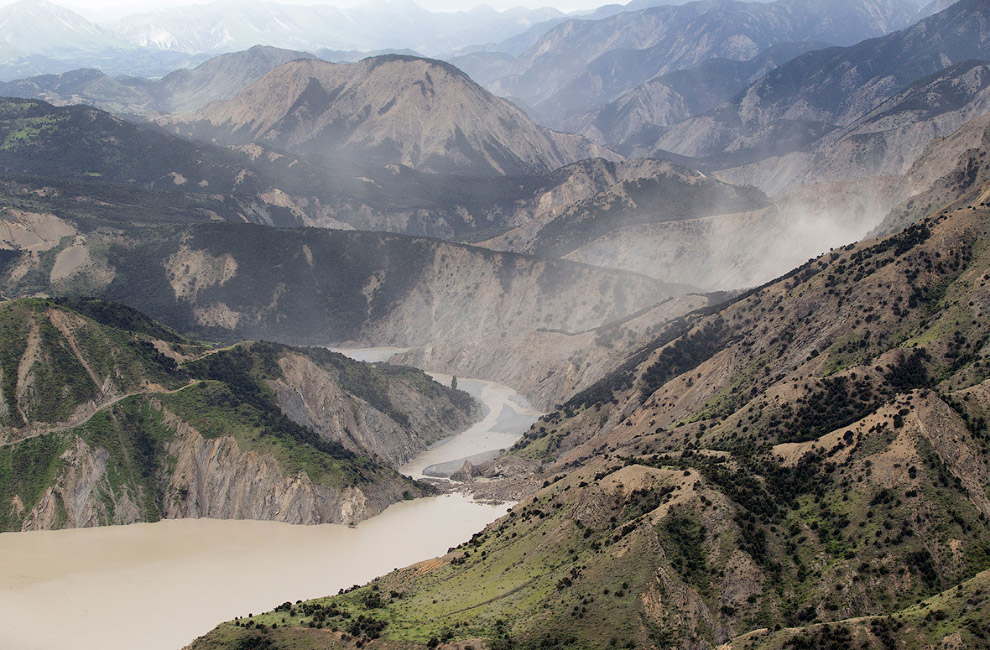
top-left (401, 374), bottom-right (541, 479)
top-left (0, 354), bottom-right (539, 650)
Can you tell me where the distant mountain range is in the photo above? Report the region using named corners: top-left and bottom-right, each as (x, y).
top-left (650, 0), bottom-right (990, 199)
top-left (483, 0), bottom-right (936, 128)
top-left (0, 45), bottom-right (315, 115)
top-left (109, 0), bottom-right (566, 57)
top-left (571, 41), bottom-right (829, 155)
top-left (0, 0), bottom-right (572, 80)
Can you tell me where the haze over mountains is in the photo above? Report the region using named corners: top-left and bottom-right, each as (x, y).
top-left (4, 0), bottom-right (990, 648)
top-left (0, 0), bottom-right (566, 79)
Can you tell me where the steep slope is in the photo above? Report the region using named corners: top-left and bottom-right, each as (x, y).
top-left (0, 203), bottom-right (686, 408)
top-left (726, 567), bottom-right (990, 648)
top-left (495, 162), bottom-right (767, 261)
top-left (573, 41), bottom-right (827, 155)
top-left (657, 0), bottom-right (990, 161)
top-left (488, 0), bottom-right (924, 127)
top-left (478, 159), bottom-right (887, 292)
top-left (154, 45), bottom-right (317, 114)
top-left (712, 59), bottom-right (990, 196)
top-left (0, 298), bottom-right (477, 532)
top-left (0, 97), bottom-right (532, 238)
top-left (189, 152), bottom-right (990, 649)
top-left (0, 96), bottom-right (346, 208)
top-left (168, 56), bottom-right (617, 176)
top-left (873, 113), bottom-right (990, 236)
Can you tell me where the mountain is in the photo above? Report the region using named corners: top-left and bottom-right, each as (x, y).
top-left (0, 95), bottom-right (749, 270)
top-left (475, 155), bottom-right (895, 292)
top-left (0, 0), bottom-right (132, 62)
top-left (153, 44), bottom-right (317, 114)
top-left (573, 41), bottom-right (828, 155)
top-left (0, 97), bottom-right (333, 203)
top-left (314, 47), bottom-right (423, 63)
top-left (0, 96), bottom-right (553, 238)
top-left (167, 56), bottom-right (618, 176)
top-left (486, 0), bottom-right (927, 128)
top-left (0, 297), bottom-right (479, 531)
top-left (0, 0), bottom-right (206, 81)
top-left (872, 113), bottom-right (990, 237)
top-left (0, 46), bottom-right (315, 117)
top-left (444, 50), bottom-right (516, 86)
top-left (656, 0), bottom-right (990, 162)
top-left (188, 137), bottom-right (990, 650)
top-left (485, 160), bottom-right (768, 260)
top-left (712, 58), bottom-right (990, 197)
top-left (109, 0), bottom-right (566, 57)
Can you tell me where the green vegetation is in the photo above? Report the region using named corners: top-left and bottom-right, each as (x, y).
top-left (190, 190), bottom-right (990, 649)
top-left (0, 298), bottom-right (473, 531)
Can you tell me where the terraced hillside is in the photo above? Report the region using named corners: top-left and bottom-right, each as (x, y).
top-left (0, 298), bottom-right (477, 531)
top-left (188, 139), bottom-right (990, 650)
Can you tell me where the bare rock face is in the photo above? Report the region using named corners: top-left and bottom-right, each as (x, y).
top-left (21, 437), bottom-right (141, 530)
top-left (160, 412), bottom-right (391, 525)
top-left (0, 301), bottom-right (474, 532)
top-left (18, 405), bottom-right (409, 531)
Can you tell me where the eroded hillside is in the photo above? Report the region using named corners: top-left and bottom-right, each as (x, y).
top-left (0, 298), bottom-right (477, 532)
top-left (166, 56), bottom-right (616, 177)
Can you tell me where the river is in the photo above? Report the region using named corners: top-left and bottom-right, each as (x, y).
top-left (0, 350), bottom-right (541, 650)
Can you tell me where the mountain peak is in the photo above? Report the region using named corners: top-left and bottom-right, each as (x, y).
top-left (169, 55), bottom-right (617, 176)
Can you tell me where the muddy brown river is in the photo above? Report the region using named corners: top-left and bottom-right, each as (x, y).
top-left (0, 352), bottom-right (540, 650)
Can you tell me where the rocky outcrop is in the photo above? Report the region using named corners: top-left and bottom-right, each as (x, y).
top-left (21, 436), bottom-right (141, 530)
